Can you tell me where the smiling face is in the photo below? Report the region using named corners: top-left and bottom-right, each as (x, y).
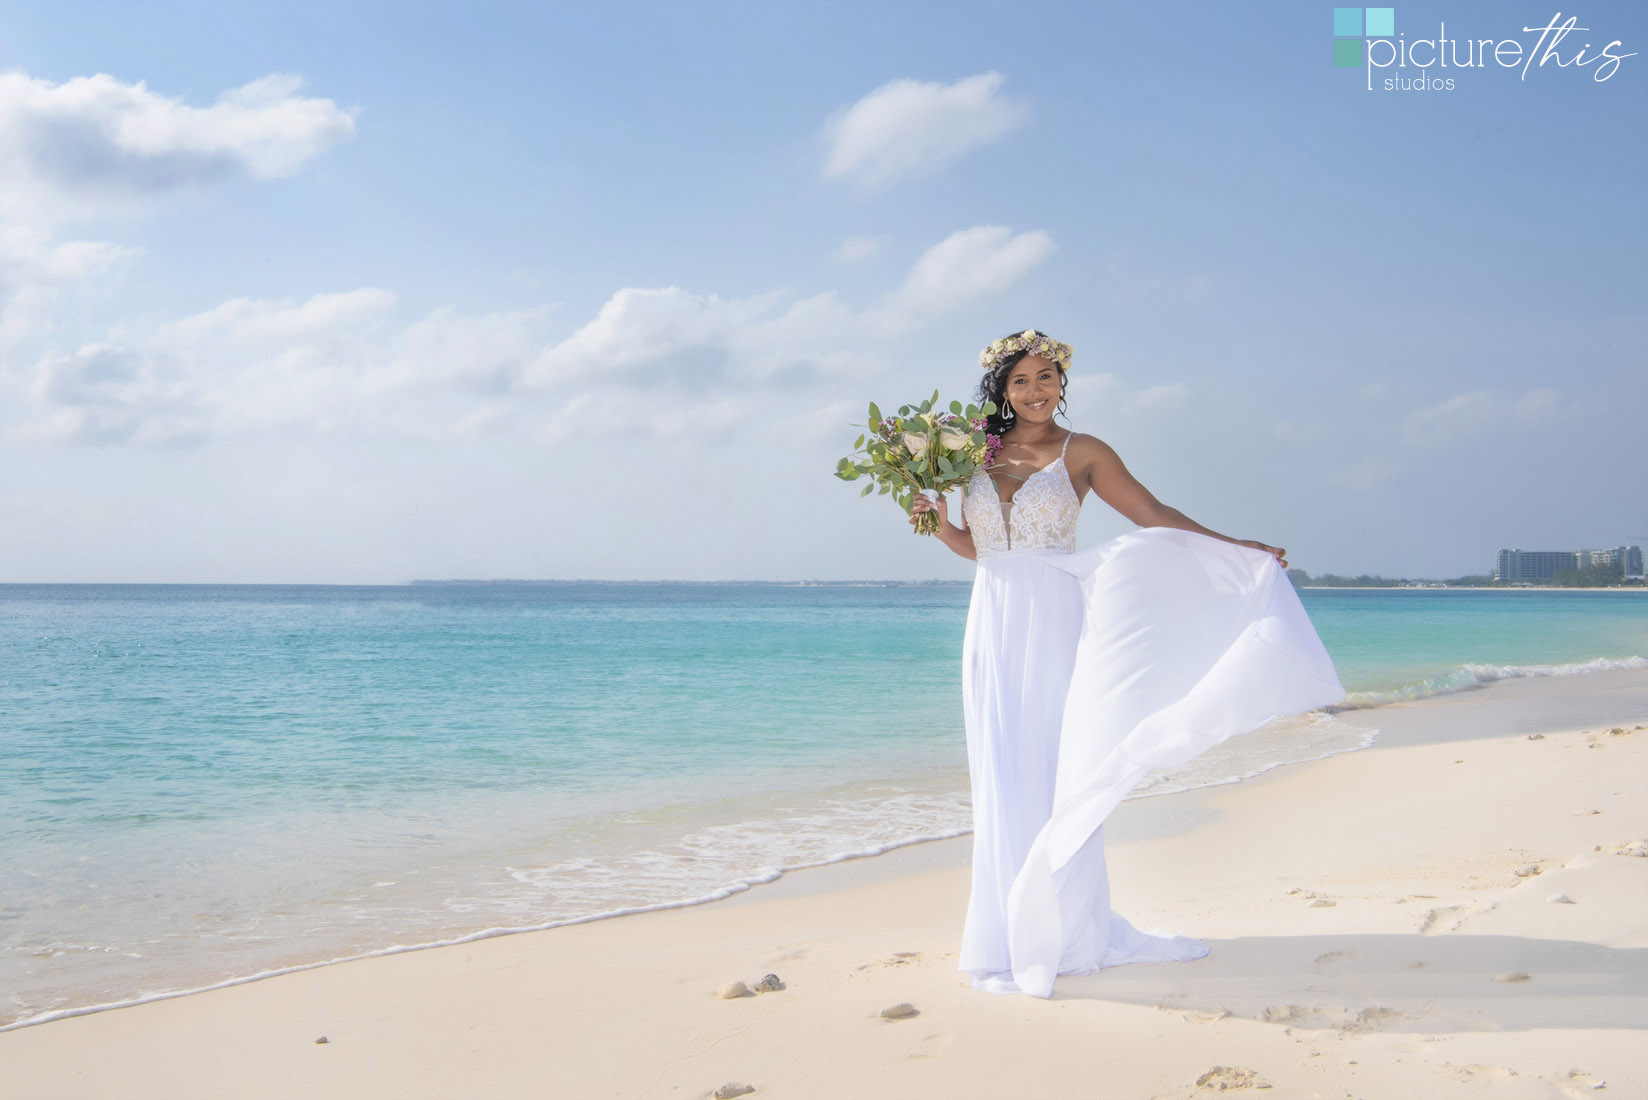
top-left (1005, 355), bottom-right (1064, 425)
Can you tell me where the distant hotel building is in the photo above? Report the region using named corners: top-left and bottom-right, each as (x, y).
top-left (1494, 546), bottom-right (1645, 582)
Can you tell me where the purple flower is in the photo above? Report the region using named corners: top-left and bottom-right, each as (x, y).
top-left (983, 432), bottom-right (1004, 467)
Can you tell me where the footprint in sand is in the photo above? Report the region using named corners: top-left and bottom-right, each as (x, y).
top-left (1420, 899), bottom-right (1495, 934)
top-left (1419, 905), bottom-right (1466, 934)
top-left (1344, 1006), bottom-right (1404, 1032)
top-left (1440, 1063), bottom-right (1520, 1086)
top-left (1313, 950), bottom-right (1353, 964)
top-left (1179, 1008), bottom-right (1233, 1024)
top-left (1193, 1065), bottom-right (1271, 1091)
top-left (1545, 1068), bottom-right (1607, 1097)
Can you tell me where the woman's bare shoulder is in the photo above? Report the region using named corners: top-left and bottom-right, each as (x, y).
top-left (1064, 431), bottom-right (1120, 461)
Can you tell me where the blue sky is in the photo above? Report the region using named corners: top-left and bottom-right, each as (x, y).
top-left (1, 0), bottom-right (1643, 582)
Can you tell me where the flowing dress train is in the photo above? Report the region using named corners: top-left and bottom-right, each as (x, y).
top-left (956, 433), bottom-right (1345, 998)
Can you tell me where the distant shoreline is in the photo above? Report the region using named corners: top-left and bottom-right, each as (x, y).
top-left (1298, 585), bottom-right (1646, 592)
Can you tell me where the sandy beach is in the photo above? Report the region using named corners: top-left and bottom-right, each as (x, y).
top-left (3, 667), bottom-right (1644, 1100)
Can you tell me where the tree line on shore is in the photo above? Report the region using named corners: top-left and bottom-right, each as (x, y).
top-left (1286, 561), bottom-right (1637, 588)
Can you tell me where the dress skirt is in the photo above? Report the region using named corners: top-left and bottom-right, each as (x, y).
top-left (958, 527), bottom-right (1345, 998)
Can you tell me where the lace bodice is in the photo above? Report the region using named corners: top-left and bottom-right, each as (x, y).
top-left (963, 432), bottom-right (1080, 558)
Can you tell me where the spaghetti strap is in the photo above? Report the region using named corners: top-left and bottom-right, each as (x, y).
top-left (1059, 431), bottom-right (1072, 459)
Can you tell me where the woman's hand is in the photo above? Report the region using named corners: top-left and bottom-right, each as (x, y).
top-left (1236, 540), bottom-right (1288, 569)
top-left (909, 490), bottom-right (948, 530)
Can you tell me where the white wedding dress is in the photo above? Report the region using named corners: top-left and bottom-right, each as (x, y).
top-left (956, 432), bottom-right (1345, 998)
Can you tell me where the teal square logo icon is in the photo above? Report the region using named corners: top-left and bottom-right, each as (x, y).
top-left (1333, 7), bottom-right (1394, 67)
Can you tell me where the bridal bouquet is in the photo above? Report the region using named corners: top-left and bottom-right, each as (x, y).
top-left (835, 391), bottom-right (1003, 535)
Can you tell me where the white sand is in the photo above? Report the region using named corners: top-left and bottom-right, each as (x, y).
top-left (2, 670), bottom-right (1645, 1100)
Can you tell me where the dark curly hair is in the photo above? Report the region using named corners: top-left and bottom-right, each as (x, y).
top-left (976, 329), bottom-right (1069, 435)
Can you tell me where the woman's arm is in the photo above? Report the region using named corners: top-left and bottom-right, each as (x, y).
top-left (1071, 434), bottom-right (1288, 567)
top-left (909, 491), bottom-right (976, 560)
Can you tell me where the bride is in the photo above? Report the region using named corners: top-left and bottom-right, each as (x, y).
top-left (909, 329), bottom-right (1344, 998)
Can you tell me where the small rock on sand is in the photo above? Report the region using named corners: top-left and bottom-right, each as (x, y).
top-left (754, 973), bottom-right (785, 992)
top-left (1195, 1065), bottom-right (1271, 1090)
top-left (1526, 732), bottom-right (1545, 740)
top-left (1514, 864), bottom-right (1541, 877)
top-left (717, 980), bottom-right (754, 999)
top-left (713, 1083), bottom-right (755, 1099)
top-left (1493, 971), bottom-right (1531, 983)
top-left (1609, 839), bottom-right (1648, 857)
top-left (878, 1002), bottom-right (919, 1019)
top-left (314, 1036), bottom-right (329, 1045)
top-left (1546, 893), bottom-right (1576, 904)
top-left (1553, 1068), bottom-right (1606, 1090)
top-left (1607, 727), bottom-right (1628, 736)
top-left (1309, 899), bottom-right (1336, 908)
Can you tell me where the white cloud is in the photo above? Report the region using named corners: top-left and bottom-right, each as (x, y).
top-left (872, 225), bottom-right (1055, 334)
top-left (0, 224), bottom-right (142, 354)
top-left (834, 234), bottom-right (886, 262)
top-left (25, 342), bottom-right (204, 446)
top-left (1328, 456), bottom-right (1400, 490)
top-left (0, 70), bottom-right (357, 373)
top-left (821, 71), bottom-right (1028, 188)
top-left (1402, 387), bottom-right (1559, 447)
top-left (154, 288), bottom-right (397, 349)
top-left (7, 226), bottom-right (1056, 449)
top-left (0, 70), bottom-right (358, 223)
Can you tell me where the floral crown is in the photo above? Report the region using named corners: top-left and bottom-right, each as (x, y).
top-left (978, 329), bottom-right (1073, 374)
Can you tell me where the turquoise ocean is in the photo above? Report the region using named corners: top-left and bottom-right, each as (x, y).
top-left (3, 582), bottom-right (1645, 1029)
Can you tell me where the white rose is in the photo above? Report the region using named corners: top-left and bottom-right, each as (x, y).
top-left (938, 427), bottom-right (968, 450)
top-left (902, 431), bottom-right (930, 458)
